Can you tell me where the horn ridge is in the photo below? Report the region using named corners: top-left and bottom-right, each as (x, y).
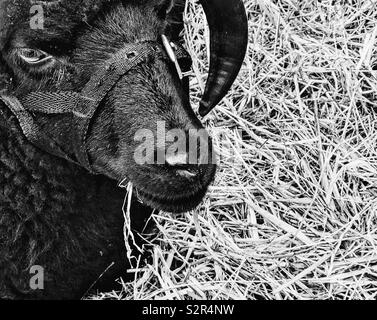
top-left (198, 0), bottom-right (248, 117)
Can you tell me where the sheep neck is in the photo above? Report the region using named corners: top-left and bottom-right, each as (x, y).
top-left (0, 106), bottom-right (148, 299)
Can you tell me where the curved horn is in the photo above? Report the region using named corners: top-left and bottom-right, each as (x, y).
top-left (198, 0), bottom-right (248, 117)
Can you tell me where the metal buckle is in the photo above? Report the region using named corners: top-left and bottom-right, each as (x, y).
top-left (161, 34), bottom-right (183, 80)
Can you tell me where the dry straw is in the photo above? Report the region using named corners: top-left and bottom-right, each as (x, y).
top-left (92, 0), bottom-right (377, 300)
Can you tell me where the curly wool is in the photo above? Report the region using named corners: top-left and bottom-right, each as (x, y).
top-left (0, 104), bottom-right (150, 299)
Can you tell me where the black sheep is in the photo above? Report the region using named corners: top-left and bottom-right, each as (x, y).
top-left (0, 0), bottom-right (248, 299)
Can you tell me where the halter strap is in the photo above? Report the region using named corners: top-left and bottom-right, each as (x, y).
top-left (0, 37), bottom-right (192, 173)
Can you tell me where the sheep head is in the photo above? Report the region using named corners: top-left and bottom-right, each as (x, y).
top-left (0, 0), bottom-right (248, 213)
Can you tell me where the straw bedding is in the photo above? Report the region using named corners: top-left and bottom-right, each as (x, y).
top-left (92, 0), bottom-right (377, 300)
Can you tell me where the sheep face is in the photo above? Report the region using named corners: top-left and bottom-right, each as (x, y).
top-left (1, 0), bottom-right (213, 213)
top-left (0, 0), bottom-right (248, 213)
top-left (83, 5), bottom-right (217, 213)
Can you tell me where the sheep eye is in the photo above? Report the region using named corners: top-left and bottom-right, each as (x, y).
top-left (17, 48), bottom-right (52, 65)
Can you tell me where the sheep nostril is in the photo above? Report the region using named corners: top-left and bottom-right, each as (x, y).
top-left (165, 152), bottom-right (188, 167)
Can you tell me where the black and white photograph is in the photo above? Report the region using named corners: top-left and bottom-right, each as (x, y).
top-left (0, 0), bottom-right (376, 304)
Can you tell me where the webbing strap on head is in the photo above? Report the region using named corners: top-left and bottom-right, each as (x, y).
top-left (0, 38), bottom-right (192, 173)
top-left (0, 94), bottom-right (80, 163)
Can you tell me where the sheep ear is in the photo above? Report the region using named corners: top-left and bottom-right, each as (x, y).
top-left (153, 0), bottom-right (175, 19)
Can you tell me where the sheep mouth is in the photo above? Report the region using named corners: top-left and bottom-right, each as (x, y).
top-left (135, 187), bottom-right (209, 213)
